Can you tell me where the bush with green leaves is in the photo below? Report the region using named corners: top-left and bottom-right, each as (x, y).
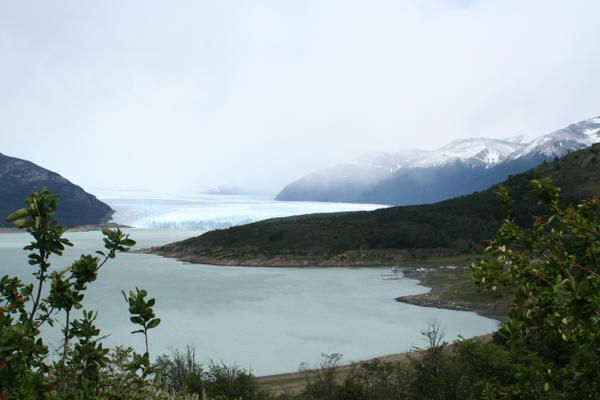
top-left (291, 330), bottom-right (557, 400)
top-left (154, 347), bottom-right (268, 400)
top-left (0, 189), bottom-right (162, 399)
top-left (472, 178), bottom-right (600, 397)
top-left (122, 287), bottom-right (162, 378)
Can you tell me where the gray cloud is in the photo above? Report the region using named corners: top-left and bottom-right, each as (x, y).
top-left (1, 0), bottom-right (599, 194)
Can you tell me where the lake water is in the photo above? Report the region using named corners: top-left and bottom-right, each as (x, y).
top-left (0, 195), bottom-right (499, 375)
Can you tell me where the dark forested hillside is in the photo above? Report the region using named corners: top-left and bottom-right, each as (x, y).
top-left (0, 153), bottom-right (113, 227)
top-left (155, 145), bottom-right (600, 266)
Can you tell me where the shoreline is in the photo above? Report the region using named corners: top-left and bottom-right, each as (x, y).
top-left (146, 249), bottom-right (483, 268)
top-left (256, 346), bottom-right (425, 394)
top-left (258, 334), bottom-right (495, 395)
top-left (0, 222), bottom-right (132, 234)
top-left (256, 266), bottom-right (507, 394)
top-left (395, 267), bottom-right (510, 323)
top-left (147, 251), bottom-right (509, 323)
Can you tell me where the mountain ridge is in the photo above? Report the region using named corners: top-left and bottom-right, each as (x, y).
top-left (0, 152), bottom-right (114, 227)
top-left (276, 116), bottom-right (600, 205)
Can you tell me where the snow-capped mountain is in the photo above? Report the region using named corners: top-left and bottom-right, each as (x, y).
top-left (411, 138), bottom-right (526, 169)
top-left (509, 117), bottom-right (600, 160)
top-left (353, 138), bottom-right (525, 172)
top-left (276, 116), bottom-right (600, 205)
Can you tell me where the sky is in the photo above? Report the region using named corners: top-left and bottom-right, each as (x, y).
top-left (1, 0), bottom-right (600, 195)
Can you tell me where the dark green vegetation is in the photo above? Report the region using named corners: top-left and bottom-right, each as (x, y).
top-left (471, 178), bottom-right (600, 398)
top-left (154, 144), bottom-right (600, 266)
top-left (0, 152), bottom-right (113, 227)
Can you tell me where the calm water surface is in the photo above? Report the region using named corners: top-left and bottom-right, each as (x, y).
top-left (1, 229), bottom-right (498, 375)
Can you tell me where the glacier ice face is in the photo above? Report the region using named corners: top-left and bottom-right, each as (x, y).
top-left (102, 194), bottom-right (386, 231)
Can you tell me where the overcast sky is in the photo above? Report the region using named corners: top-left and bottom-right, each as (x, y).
top-left (1, 1), bottom-right (600, 194)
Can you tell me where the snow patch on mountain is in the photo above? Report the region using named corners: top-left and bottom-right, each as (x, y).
top-left (412, 138), bottom-right (525, 168)
top-left (350, 138), bottom-right (526, 174)
top-left (357, 116), bottom-right (600, 170)
top-left (508, 116), bottom-right (600, 160)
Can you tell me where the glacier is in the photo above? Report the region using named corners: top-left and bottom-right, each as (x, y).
top-left (101, 192), bottom-right (386, 231)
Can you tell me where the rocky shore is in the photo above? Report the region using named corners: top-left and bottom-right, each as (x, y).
top-left (396, 266), bottom-right (509, 322)
top-left (147, 247), bottom-right (481, 268)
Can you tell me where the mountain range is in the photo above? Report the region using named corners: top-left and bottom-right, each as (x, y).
top-left (0, 153), bottom-right (113, 227)
top-left (276, 116), bottom-right (600, 205)
top-left (153, 143), bottom-right (600, 267)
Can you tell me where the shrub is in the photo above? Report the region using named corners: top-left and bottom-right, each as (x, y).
top-left (472, 178), bottom-right (600, 397)
top-left (154, 348), bottom-right (269, 400)
top-left (0, 190), bottom-right (161, 399)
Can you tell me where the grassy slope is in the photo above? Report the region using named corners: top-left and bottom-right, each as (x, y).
top-left (155, 145), bottom-right (600, 266)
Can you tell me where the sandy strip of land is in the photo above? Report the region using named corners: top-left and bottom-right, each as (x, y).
top-left (257, 332), bottom-right (494, 395)
top-left (256, 348), bottom-right (422, 395)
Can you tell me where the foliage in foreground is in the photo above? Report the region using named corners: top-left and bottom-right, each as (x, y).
top-left (154, 346), bottom-right (268, 399)
top-left (0, 189), bottom-right (158, 399)
top-left (0, 190), bottom-right (269, 400)
top-left (472, 178), bottom-right (600, 397)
